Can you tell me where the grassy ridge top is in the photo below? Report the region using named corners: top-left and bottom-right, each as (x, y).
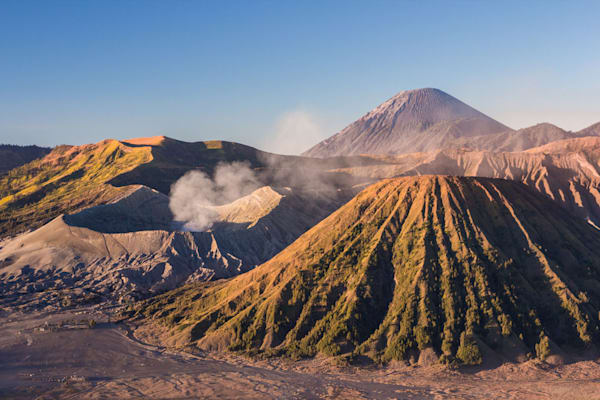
top-left (139, 175), bottom-right (600, 365)
top-left (0, 139), bottom-right (153, 237)
top-left (0, 137), bottom-right (282, 238)
top-left (0, 136), bottom-right (375, 238)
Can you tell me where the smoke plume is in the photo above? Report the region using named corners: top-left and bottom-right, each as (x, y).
top-left (169, 162), bottom-right (260, 231)
top-left (262, 110), bottom-right (329, 155)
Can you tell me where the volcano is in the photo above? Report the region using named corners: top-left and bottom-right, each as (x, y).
top-left (142, 175), bottom-right (600, 365)
top-left (303, 88), bottom-right (510, 157)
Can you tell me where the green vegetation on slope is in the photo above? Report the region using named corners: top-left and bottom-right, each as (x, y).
top-left (0, 140), bottom-right (152, 237)
top-left (138, 176), bottom-right (600, 365)
top-left (0, 138), bottom-right (269, 238)
top-left (0, 136), bottom-right (374, 239)
top-left (0, 137), bottom-right (282, 237)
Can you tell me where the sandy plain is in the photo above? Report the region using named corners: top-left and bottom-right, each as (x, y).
top-left (1, 302), bottom-right (600, 400)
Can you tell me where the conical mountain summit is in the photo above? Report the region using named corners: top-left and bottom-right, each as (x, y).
top-left (140, 175), bottom-right (600, 365)
top-left (303, 88), bottom-right (510, 157)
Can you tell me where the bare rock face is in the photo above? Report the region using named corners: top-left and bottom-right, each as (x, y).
top-left (0, 214), bottom-right (249, 306)
top-left (324, 137), bottom-right (600, 228)
top-left (0, 184), bottom-right (353, 307)
top-left (303, 88), bottom-right (510, 157)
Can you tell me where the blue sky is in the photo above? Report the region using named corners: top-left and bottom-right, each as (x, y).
top-left (1, 1), bottom-right (599, 153)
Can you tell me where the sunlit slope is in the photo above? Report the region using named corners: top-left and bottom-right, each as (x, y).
top-left (0, 140), bottom-right (153, 237)
top-left (141, 176), bottom-right (600, 364)
top-left (0, 136), bottom-right (368, 238)
top-left (0, 137), bottom-right (268, 238)
top-left (328, 138), bottom-right (600, 227)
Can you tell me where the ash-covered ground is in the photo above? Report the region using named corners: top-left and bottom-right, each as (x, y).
top-left (2, 304), bottom-right (600, 400)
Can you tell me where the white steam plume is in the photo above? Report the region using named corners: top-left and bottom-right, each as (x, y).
top-left (169, 162), bottom-right (260, 231)
top-left (263, 110), bottom-right (328, 155)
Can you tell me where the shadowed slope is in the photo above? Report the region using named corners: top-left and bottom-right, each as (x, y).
top-left (141, 176), bottom-right (600, 365)
top-left (0, 144), bottom-right (52, 174)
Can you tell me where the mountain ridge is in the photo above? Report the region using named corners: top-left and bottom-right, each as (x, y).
top-left (0, 136), bottom-right (371, 239)
top-left (139, 175), bottom-right (600, 365)
top-left (0, 144), bottom-right (52, 174)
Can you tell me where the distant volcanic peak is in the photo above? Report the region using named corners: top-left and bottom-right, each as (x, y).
top-left (303, 88), bottom-right (510, 157)
top-left (361, 88), bottom-right (483, 124)
top-left (146, 175), bottom-right (600, 364)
